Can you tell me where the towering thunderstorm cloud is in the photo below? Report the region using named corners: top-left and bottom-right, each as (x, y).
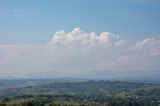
top-left (0, 28), bottom-right (160, 79)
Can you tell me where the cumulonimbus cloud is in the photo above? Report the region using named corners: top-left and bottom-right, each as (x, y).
top-left (0, 28), bottom-right (160, 78)
top-left (51, 28), bottom-right (126, 47)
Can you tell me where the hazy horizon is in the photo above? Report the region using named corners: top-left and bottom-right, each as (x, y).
top-left (0, 0), bottom-right (160, 81)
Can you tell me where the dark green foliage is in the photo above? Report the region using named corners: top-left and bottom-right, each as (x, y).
top-left (0, 80), bottom-right (160, 106)
top-left (0, 103), bottom-right (6, 106)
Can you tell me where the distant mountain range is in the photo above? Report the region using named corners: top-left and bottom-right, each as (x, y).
top-left (0, 70), bottom-right (160, 84)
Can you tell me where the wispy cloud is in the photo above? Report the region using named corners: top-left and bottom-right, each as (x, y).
top-left (0, 8), bottom-right (27, 17)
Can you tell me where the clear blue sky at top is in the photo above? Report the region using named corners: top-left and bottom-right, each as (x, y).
top-left (0, 0), bottom-right (160, 44)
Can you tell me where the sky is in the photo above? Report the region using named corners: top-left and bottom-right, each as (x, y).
top-left (0, 0), bottom-right (160, 80)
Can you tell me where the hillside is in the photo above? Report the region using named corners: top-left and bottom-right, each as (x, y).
top-left (0, 80), bottom-right (160, 105)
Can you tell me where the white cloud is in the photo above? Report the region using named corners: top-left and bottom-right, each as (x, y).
top-left (135, 38), bottom-right (156, 49)
top-left (51, 28), bottom-right (122, 46)
top-left (114, 39), bottom-right (127, 47)
top-left (0, 28), bottom-right (160, 78)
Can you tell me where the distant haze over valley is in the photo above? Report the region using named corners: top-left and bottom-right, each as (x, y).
top-left (0, 0), bottom-right (160, 82)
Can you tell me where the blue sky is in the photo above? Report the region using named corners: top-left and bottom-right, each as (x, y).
top-left (0, 0), bottom-right (160, 79)
top-left (0, 0), bottom-right (160, 44)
